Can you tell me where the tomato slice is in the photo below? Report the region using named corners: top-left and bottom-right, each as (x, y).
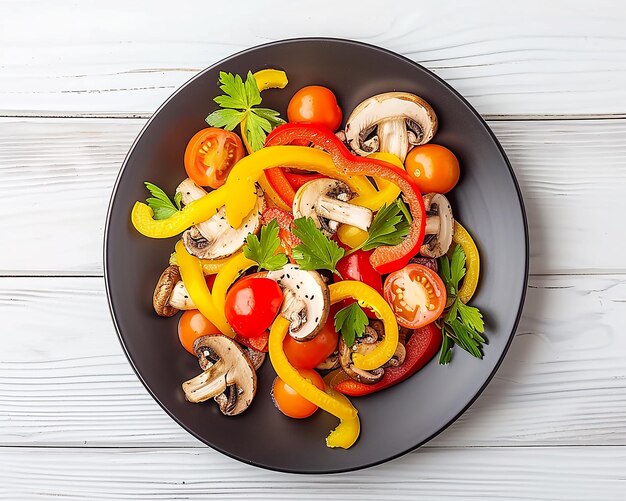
top-left (383, 264), bottom-right (446, 328)
top-left (184, 128), bottom-right (244, 188)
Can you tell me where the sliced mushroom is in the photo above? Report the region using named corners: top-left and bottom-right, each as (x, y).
top-left (316, 352), bottom-right (340, 371)
top-left (266, 264), bottom-right (330, 341)
top-left (177, 178), bottom-right (265, 260)
top-left (293, 179), bottom-right (372, 236)
top-left (421, 193), bottom-right (454, 258)
top-left (345, 92), bottom-right (438, 162)
top-left (338, 324), bottom-right (385, 384)
top-left (383, 341), bottom-right (406, 368)
top-left (410, 256), bottom-right (438, 273)
top-left (153, 265), bottom-right (195, 317)
top-left (183, 335), bottom-right (256, 415)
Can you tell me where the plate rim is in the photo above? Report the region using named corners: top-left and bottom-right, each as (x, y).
top-left (103, 36), bottom-right (529, 474)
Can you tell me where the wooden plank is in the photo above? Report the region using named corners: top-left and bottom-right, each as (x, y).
top-left (1, 0), bottom-right (625, 117)
top-left (1, 117), bottom-right (625, 275)
top-left (1, 275), bottom-right (625, 448)
top-left (0, 446), bottom-right (624, 500)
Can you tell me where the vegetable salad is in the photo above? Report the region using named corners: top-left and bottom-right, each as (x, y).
top-left (131, 69), bottom-right (485, 449)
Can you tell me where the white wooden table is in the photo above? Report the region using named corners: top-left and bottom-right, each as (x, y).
top-left (1, 1), bottom-right (625, 498)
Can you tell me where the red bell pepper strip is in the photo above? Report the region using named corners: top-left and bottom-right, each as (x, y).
top-left (283, 171), bottom-right (325, 190)
top-left (265, 123), bottom-right (426, 274)
top-left (264, 168), bottom-right (296, 207)
top-left (326, 323), bottom-right (442, 396)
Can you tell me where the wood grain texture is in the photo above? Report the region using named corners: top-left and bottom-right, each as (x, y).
top-left (1, 0), bottom-right (625, 117)
top-left (0, 446), bottom-right (624, 500)
top-left (2, 117), bottom-right (625, 275)
top-left (1, 275), bottom-right (625, 448)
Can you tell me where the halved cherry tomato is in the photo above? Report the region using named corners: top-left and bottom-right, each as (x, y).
top-left (184, 128), bottom-right (244, 188)
top-left (178, 310), bottom-right (220, 355)
top-left (383, 264), bottom-right (446, 329)
top-left (405, 144), bottom-right (460, 194)
top-left (225, 276), bottom-right (283, 338)
top-left (335, 249), bottom-right (382, 319)
top-left (283, 317), bottom-right (339, 369)
top-left (287, 86), bottom-right (342, 132)
top-left (272, 368), bottom-right (325, 419)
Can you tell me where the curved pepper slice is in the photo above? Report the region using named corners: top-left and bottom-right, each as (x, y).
top-left (169, 251), bottom-right (239, 276)
top-left (269, 316), bottom-right (357, 423)
top-left (265, 123), bottom-right (426, 274)
top-left (174, 241), bottom-right (232, 336)
top-left (327, 323), bottom-right (442, 397)
top-left (324, 387), bottom-right (360, 448)
top-left (329, 281), bottom-right (398, 371)
top-left (253, 69), bottom-right (288, 92)
top-left (360, 152), bottom-right (404, 210)
top-left (451, 221), bottom-right (480, 304)
top-left (212, 252), bottom-right (255, 315)
top-left (131, 186), bottom-right (227, 239)
top-left (223, 146), bottom-right (376, 228)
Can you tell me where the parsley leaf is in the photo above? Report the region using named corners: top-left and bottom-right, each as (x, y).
top-left (334, 303), bottom-right (368, 347)
top-left (361, 198), bottom-right (411, 251)
top-left (242, 219), bottom-right (288, 271)
top-left (144, 182), bottom-right (181, 220)
top-left (437, 244), bottom-right (486, 364)
top-left (206, 71), bottom-right (284, 152)
top-left (291, 217), bottom-right (345, 275)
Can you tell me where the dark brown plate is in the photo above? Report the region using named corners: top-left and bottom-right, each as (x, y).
top-left (104, 38), bottom-right (528, 473)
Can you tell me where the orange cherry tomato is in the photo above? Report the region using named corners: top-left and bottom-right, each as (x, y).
top-left (283, 317), bottom-right (339, 369)
top-left (287, 86), bottom-right (342, 132)
top-left (404, 144), bottom-right (460, 194)
top-left (383, 264), bottom-right (447, 329)
top-left (178, 310), bottom-right (219, 355)
top-left (272, 369), bottom-right (325, 419)
top-left (184, 128), bottom-right (244, 188)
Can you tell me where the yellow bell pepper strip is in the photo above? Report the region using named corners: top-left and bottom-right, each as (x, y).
top-left (329, 281), bottom-right (398, 371)
top-left (451, 221), bottom-right (480, 304)
top-left (169, 251), bottom-right (238, 276)
top-left (212, 252), bottom-right (255, 315)
top-left (324, 387), bottom-right (360, 448)
top-left (223, 146), bottom-right (377, 228)
top-left (337, 224), bottom-right (368, 249)
top-left (174, 241), bottom-right (233, 336)
top-left (269, 316), bottom-right (357, 422)
top-left (350, 152), bottom-right (405, 211)
top-left (253, 69), bottom-right (288, 92)
top-left (131, 186), bottom-right (227, 239)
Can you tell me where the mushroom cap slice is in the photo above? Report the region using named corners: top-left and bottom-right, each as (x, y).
top-left (421, 193), bottom-right (454, 258)
top-left (345, 92), bottom-right (438, 160)
top-left (266, 264), bottom-right (330, 341)
top-left (153, 265), bottom-right (182, 317)
top-left (182, 186), bottom-right (265, 260)
top-left (183, 335), bottom-right (257, 416)
top-left (338, 327), bottom-right (385, 384)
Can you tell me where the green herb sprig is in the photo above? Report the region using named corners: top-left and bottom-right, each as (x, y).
top-left (438, 244), bottom-right (486, 364)
top-left (334, 302), bottom-right (369, 347)
top-left (206, 71), bottom-right (284, 152)
top-left (242, 219), bottom-right (288, 271)
top-left (291, 217), bottom-right (345, 275)
top-left (144, 182), bottom-right (182, 220)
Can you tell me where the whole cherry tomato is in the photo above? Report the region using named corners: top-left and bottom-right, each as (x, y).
top-left (287, 86), bottom-right (342, 132)
top-left (184, 128), bottom-right (244, 188)
top-left (404, 144), bottom-right (460, 194)
top-left (225, 276), bottom-right (283, 338)
top-left (384, 264), bottom-right (446, 329)
top-left (283, 317), bottom-right (339, 369)
top-left (335, 249), bottom-right (383, 319)
top-left (272, 368), bottom-right (325, 419)
top-left (178, 310), bottom-right (219, 355)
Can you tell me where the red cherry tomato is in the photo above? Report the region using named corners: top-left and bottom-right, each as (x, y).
top-left (225, 276), bottom-right (283, 338)
top-left (177, 310), bottom-right (219, 355)
top-left (404, 144), bottom-right (460, 194)
top-left (272, 369), bottom-right (325, 419)
top-left (184, 128), bottom-right (244, 188)
top-left (335, 249), bottom-right (382, 319)
top-left (283, 317), bottom-right (339, 369)
top-left (287, 86), bottom-right (342, 132)
top-left (384, 264), bottom-right (446, 329)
